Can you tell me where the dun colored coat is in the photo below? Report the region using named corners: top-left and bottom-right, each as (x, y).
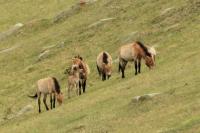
top-left (72, 56), bottom-right (90, 95)
top-left (96, 51), bottom-right (112, 81)
top-left (67, 64), bottom-right (80, 98)
top-left (118, 41), bottom-right (156, 78)
top-left (29, 77), bottom-right (63, 113)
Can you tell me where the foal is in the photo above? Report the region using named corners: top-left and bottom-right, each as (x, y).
top-left (29, 77), bottom-right (63, 113)
top-left (118, 41), bottom-right (156, 78)
top-left (67, 64), bottom-right (81, 98)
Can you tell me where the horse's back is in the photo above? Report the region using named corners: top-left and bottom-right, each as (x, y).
top-left (37, 77), bottom-right (55, 94)
top-left (119, 43), bottom-right (138, 61)
top-left (96, 51), bottom-right (112, 68)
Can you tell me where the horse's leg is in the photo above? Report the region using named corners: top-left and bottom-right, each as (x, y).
top-left (50, 93), bottom-right (53, 109)
top-left (38, 92), bottom-right (41, 113)
top-left (138, 59), bottom-right (141, 74)
top-left (118, 62), bottom-right (121, 73)
top-left (122, 61), bottom-right (127, 78)
top-left (79, 80), bottom-right (82, 95)
top-left (53, 93), bottom-right (56, 108)
top-left (134, 60), bottom-right (138, 75)
top-left (76, 83), bottom-right (79, 96)
top-left (68, 85), bottom-right (71, 99)
top-left (102, 72), bottom-right (106, 81)
top-left (43, 94), bottom-right (49, 111)
top-left (83, 80), bottom-right (86, 93)
top-left (97, 65), bottom-right (101, 76)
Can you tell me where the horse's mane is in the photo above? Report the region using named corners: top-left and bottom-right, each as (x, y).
top-left (74, 55), bottom-right (83, 60)
top-left (136, 41), bottom-right (151, 57)
top-left (103, 52), bottom-right (108, 64)
top-left (52, 77), bottom-right (61, 94)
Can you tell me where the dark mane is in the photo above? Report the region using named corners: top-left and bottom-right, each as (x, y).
top-left (136, 41), bottom-right (151, 57)
top-left (75, 55), bottom-right (83, 60)
top-left (102, 52), bottom-right (108, 64)
top-left (52, 77), bottom-right (61, 94)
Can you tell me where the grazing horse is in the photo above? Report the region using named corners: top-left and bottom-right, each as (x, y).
top-left (28, 77), bottom-right (64, 113)
top-left (118, 41), bottom-right (156, 78)
top-left (67, 64), bottom-right (80, 98)
top-left (72, 56), bottom-right (90, 95)
top-left (96, 51), bottom-right (112, 81)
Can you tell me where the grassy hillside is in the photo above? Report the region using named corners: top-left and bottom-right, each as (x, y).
top-left (0, 0), bottom-right (200, 132)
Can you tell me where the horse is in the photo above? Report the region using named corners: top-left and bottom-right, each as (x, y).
top-left (72, 56), bottom-right (90, 95)
top-left (67, 64), bottom-right (81, 98)
top-left (96, 51), bottom-right (112, 81)
top-left (118, 41), bottom-right (156, 78)
top-left (28, 77), bottom-right (64, 113)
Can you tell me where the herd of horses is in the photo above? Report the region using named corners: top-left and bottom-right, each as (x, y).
top-left (29, 41), bottom-right (156, 113)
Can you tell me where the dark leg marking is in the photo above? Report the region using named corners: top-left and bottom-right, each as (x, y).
top-left (53, 94), bottom-right (56, 108)
top-left (121, 60), bottom-right (127, 78)
top-left (79, 81), bottom-right (82, 95)
top-left (138, 60), bottom-right (141, 73)
top-left (43, 94), bottom-right (49, 111)
top-left (102, 72), bottom-right (106, 81)
top-left (83, 80), bottom-right (86, 93)
top-left (38, 93), bottom-right (41, 113)
top-left (50, 94), bottom-right (53, 109)
top-left (134, 61), bottom-right (138, 75)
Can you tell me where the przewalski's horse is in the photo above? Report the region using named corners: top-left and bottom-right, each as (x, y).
top-left (96, 51), bottom-right (112, 81)
top-left (72, 56), bottom-right (90, 95)
top-left (67, 64), bottom-right (80, 98)
top-left (28, 77), bottom-right (64, 113)
top-left (118, 41), bottom-right (156, 78)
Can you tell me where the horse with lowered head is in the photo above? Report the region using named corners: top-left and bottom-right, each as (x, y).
top-left (118, 41), bottom-right (156, 78)
top-left (72, 56), bottom-right (90, 95)
top-left (28, 77), bottom-right (64, 113)
top-left (96, 51), bottom-right (112, 81)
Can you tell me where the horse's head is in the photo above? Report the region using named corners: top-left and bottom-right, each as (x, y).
top-left (145, 46), bottom-right (156, 69)
top-left (56, 92), bottom-right (64, 105)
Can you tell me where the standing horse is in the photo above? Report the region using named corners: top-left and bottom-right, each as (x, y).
top-left (96, 51), bottom-right (112, 81)
top-left (118, 41), bottom-right (156, 78)
top-left (72, 56), bottom-right (90, 95)
top-left (67, 64), bottom-right (80, 98)
top-left (28, 77), bottom-right (64, 113)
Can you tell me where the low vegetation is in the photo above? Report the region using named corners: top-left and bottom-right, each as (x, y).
top-left (0, 0), bottom-right (200, 132)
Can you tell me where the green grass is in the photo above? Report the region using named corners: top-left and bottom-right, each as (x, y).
top-left (0, 0), bottom-right (200, 132)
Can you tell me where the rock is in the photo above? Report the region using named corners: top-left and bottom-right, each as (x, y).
top-left (16, 104), bottom-right (33, 116)
top-left (0, 45), bottom-right (20, 54)
top-left (38, 50), bottom-right (50, 61)
top-left (88, 18), bottom-right (116, 28)
top-left (0, 23), bottom-right (24, 41)
top-left (161, 7), bottom-right (174, 15)
top-left (164, 23), bottom-right (180, 31)
top-left (53, 4), bottom-right (81, 23)
top-left (4, 104), bottom-right (33, 120)
top-left (132, 93), bottom-right (161, 102)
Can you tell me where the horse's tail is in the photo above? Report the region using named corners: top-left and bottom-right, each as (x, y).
top-left (28, 93), bottom-right (37, 99)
